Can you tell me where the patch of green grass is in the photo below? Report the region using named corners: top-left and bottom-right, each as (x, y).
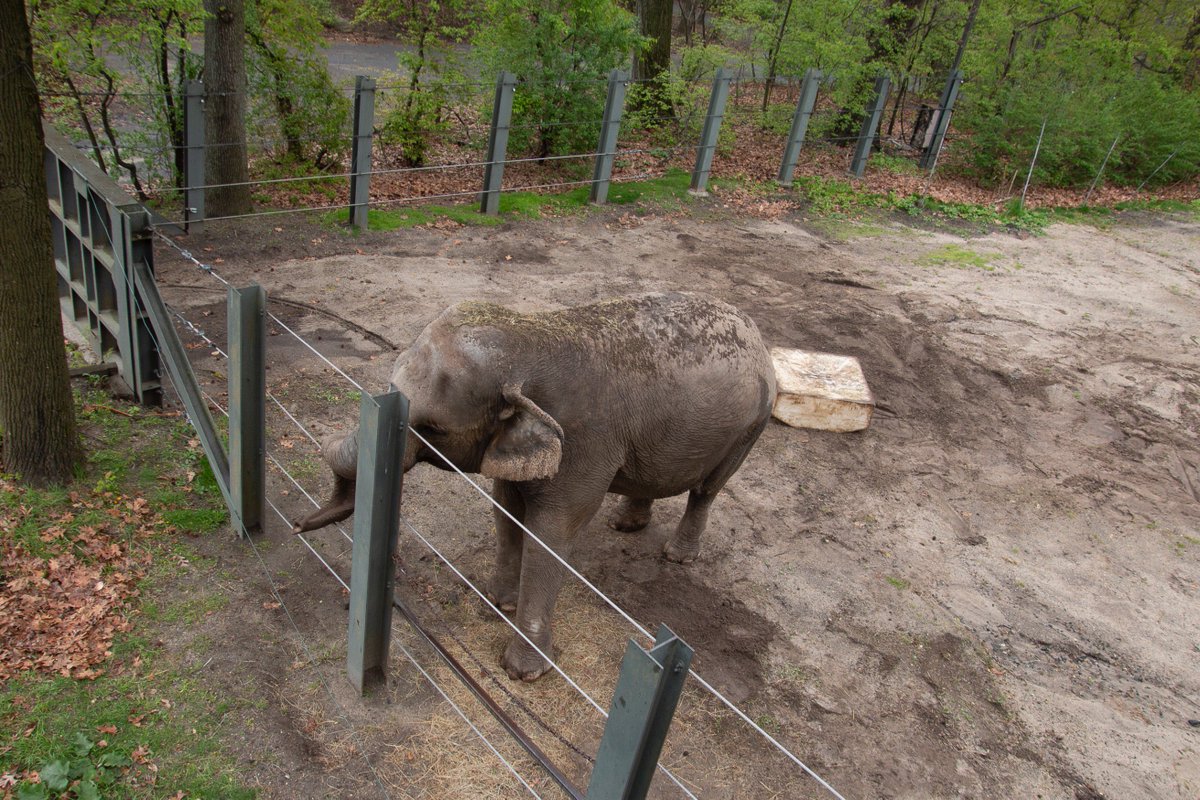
top-left (161, 507), bottom-right (228, 534)
top-left (0, 638), bottom-right (254, 799)
top-left (326, 169), bottom-right (696, 231)
top-left (869, 151), bottom-right (922, 176)
top-left (158, 591), bottom-right (230, 624)
top-left (753, 713), bottom-right (780, 734)
top-left (796, 176), bottom-right (887, 217)
top-left (807, 217), bottom-right (892, 242)
top-left (919, 244), bottom-right (1000, 271)
top-left (0, 392), bottom-right (251, 798)
top-left (1112, 197), bottom-right (1200, 219)
top-left (885, 575), bottom-right (911, 591)
top-left (312, 386), bottom-right (362, 405)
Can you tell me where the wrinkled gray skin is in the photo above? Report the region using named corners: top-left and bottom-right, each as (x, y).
top-left (294, 292), bottom-right (776, 681)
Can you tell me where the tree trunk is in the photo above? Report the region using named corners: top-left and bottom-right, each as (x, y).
top-left (634, 0), bottom-right (673, 114)
top-left (949, 0), bottom-right (982, 78)
top-left (0, 0), bottom-right (80, 486)
top-left (635, 0), bottom-right (672, 81)
top-left (761, 0), bottom-right (795, 113)
top-left (204, 0), bottom-right (253, 216)
top-left (1179, 6), bottom-right (1200, 87)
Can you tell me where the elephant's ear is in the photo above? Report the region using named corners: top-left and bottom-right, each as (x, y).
top-left (480, 384), bottom-right (564, 482)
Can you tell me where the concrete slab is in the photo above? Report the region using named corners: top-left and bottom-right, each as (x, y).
top-left (770, 348), bottom-right (874, 432)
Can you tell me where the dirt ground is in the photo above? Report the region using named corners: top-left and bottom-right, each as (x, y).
top-left (152, 201), bottom-right (1200, 800)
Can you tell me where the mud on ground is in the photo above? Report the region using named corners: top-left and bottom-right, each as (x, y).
top-left (154, 204), bottom-right (1200, 799)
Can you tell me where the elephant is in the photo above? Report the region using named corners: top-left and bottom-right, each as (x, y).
top-left (294, 291), bottom-right (776, 681)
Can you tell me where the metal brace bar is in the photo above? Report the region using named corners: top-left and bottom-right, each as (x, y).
top-left (130, 260), bottom-right (232, 508)
top-left (586, 625), bottom-right (694, 799)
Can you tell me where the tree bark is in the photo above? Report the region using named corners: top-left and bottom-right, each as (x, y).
top-left (633, 0), bottom-right (673, 114)
top-left (635, 0), bottom-right (672, 81)
top-left (0, 0), bottom-right (80, 486)
top-left (204, 0), bottom-right (253, 216)
top-left (1179, 6), bottom-right (1200, 88)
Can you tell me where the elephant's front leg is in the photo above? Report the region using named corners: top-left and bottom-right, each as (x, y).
top-left (487, 479), bottom-right (525, 613)
top-left (504, 493), bottom-right (604, 681)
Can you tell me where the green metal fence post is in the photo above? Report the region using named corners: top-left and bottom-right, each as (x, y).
top-left (690, 68), bottom-right (733, 195)
top-left (480, 72), bottom-right (518, 215)
top-left (228, 284), bottom-right (266, 539)
top-left (777, 68), bottom-right (823, 187)
top-left (183, 79), bottom-right (205, 227)
top-left (347, 391), bottom-right (409, 694)
top-left (919, 70), bottom-right (962, 172)
top-left (590, 69), bottom-right (630, 205)
top-left (586, 626), bottom-right (694, 800)
top-left (850, 74), bottom-right (891, 179)
top-left (349, 76), bottom-right (377, 229)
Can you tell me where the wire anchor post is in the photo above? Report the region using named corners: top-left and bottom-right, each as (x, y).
top-left (349, 76), bottom-right (377, 230)
top-left (183, 79), bottom-right (205, 228)
top-left (850, 73), bottom-right (891, 179)
top-left (347, 390), bottom-right (409, 694)
top-left (481, 72), bottom-right (518, 215)
top-left (689, 68), bottom-right (733, 196)
top-left (590, 69), bottom-right (630, 205)
top-left (227, 283), bottom-right (266, 538)
top-left (919, 70), bottom-right (962, 172)
top-left (778, 68), bottom-right (823, 187)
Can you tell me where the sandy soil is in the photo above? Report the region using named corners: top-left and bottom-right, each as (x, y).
top-left (154, 203), bottom-right (1200, 799)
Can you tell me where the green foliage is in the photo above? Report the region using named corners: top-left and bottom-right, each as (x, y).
top-left (472, 0), bottom-right (642, 157)
top-left (246, 0), bottom-right (351, 169)
top-left (29, 0), bottom-right (203, 194)
top-left (358, 0), bottom-right (476, 167)
top-left (956, 0), bottom-right (1200, 188)
top-left (11, 733), bottom-right (131, 800)
top-left (623, 45), bottom-right (740, 152)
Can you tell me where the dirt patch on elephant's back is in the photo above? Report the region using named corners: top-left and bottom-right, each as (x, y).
top-left (153, 208), bottom-right (1200, 800)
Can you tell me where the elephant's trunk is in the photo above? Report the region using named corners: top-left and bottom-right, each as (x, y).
top-left (292, 432), bottom-right (359, 533)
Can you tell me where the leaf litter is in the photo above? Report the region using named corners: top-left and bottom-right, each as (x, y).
top-left (0, 478), bottom-right (161, 682)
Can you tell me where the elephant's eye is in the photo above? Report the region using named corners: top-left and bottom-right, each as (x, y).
top-left (415, 422), bottom-right (446, 437)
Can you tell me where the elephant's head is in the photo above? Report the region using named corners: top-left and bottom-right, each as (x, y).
top-left (292, 310), bottom-right (564, 533)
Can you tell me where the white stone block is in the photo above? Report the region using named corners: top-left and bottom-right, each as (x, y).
top-left (771, 348), bottom-right (874, 432)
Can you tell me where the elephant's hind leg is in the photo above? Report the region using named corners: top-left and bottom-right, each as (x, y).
top-left (663, 489), bottom-right (716, 563)
top-left (609, 496), bottom-right (653, 532)
top-left (487, 479), bottom-right (525, 613)
top-left (663, 418), bottom-right (767, 564)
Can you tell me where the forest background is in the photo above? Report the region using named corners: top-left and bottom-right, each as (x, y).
top-left (26, 0), bottom-right (1200, 209)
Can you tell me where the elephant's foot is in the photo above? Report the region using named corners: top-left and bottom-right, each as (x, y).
top-left (486, 579), bottom-right (519, 613)
top-left (609, 497), bottom-right (653, 533)
top-left (662, 538), bottom-right (700, 564)
top-left (503, 636), bottom-right (553, 682)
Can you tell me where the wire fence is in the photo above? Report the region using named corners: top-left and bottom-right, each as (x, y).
top-left (47, 63), bottom-right (1200, 223)
top-left (150, 226), bottom-right (851, 798)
